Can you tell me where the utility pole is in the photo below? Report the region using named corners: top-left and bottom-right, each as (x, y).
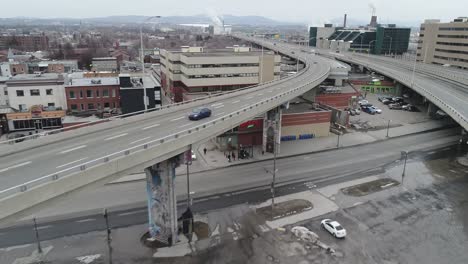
top-left (103, 209), bottom-right (113, 264)
top-left (186, 147), bottom-right (192, 208)
top-left (271, 127), bottom-right (278, 219)
top-left (386, 120), bottom-right (391, 138)
top-left (33, 217), bottom-right (42, 254)
top-left (401, 151), bottom-right (408, 183)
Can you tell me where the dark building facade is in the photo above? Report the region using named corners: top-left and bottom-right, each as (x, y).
top-left (0, 34), bottom-right (49, 51)
top-left (119, 75), bottom-right (161, 114)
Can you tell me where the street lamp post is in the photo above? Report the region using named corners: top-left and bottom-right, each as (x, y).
top-left (401, 151), bottom-right (408, 183)
top-left (385, 36), bottom-right (393, 56)
top-left (140, 16), bottom-right (161, 111)
top-left (103, 209), bottom-right (113, 264)
top-left (368, 40), bottom-right (376, 56)
top-left (33, 217), bottom-right (42, 254)
top-left (386, 120), bottom-right (391, 138)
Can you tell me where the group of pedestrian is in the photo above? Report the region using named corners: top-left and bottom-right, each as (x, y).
top-left (225, 152), bottom-right (236, 162)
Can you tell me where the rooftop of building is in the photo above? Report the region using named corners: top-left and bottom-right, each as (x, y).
top-left (67, 72), bottom-right (119, 86)
top-left (181, 51), bottom-right (273, 57)
top-left (92, 57), bottom-right (117, 61)
top-left (283, 98), bottom-right (330, 114)
top-left (6, 73), bottom-right (63, 81)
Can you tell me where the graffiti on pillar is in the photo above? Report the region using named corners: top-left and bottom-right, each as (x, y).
top-left (145, 156), bottom-right (180, 244)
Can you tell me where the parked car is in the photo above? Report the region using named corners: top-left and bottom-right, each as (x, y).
top-left (362, 106), bottom-right (376, 115)
top-left (378, 96), bottom-right (392, 102)
top-left (403, 104), bottom-right (419, 112)
top-left (392, 97), bottom-right (404, 103)
top-left (370, 106), bottom-right (382, 114)
top-left (188, 107), bottom-right (212, 120)
top-left (388, 103), bottom-right (403, 110)
top-left (382, 99), bottom-right (393, 105)
top-left (191, 151), bottom-right (197, 161)
top-left (358, 100), bottom-right (369, 106)
top-left (321, 219), bottom-right (347, 238)
top-left (348, 109), bottom-right (356, 116)
top-left (354, 108), bottom-right (361, 115)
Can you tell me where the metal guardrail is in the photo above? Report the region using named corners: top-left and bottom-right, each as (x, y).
top-left (347, 57), bottom-right (468, 130)
top-left (0, 64), bottom-right (301, 146)
top-left (0, 49), bottom-right (330, 200)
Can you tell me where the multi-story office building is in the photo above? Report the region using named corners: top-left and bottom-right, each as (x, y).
top-left (92, 57), bottom-right (118, 72)
top-left (160, 46), bottom-right (281, 102)
top-left (417, 17), bottom-right (468, 69)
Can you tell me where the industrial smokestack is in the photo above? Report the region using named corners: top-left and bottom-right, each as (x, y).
top-left (344, 14), bottom-right (347, 28)
top-left (370, 15), bottom-right (378, 27)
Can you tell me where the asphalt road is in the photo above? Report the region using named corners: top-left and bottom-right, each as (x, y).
top-left (0, 128), bottom-right (459, 248)
top-left (0, 48), bottom-right (331, 192)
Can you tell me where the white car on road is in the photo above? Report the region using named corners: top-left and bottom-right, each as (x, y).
top-left (321, 219), bottom-right (347, 238)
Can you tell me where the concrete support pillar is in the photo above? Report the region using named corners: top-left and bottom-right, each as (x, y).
top-left (461, 129), bottom-right (468, 145)
top-left (334, 78), bottom-right (343, 86)
top-left (394, 83), bottom-right (404, 96)
top-left (263, 107), bottom-right (282, 154)
top-left (145, 156), bottom-right (181, 246)
top-left (302, 88), bottom-right (317, 102)
top-left (427, 102), bottom-right (438, 117)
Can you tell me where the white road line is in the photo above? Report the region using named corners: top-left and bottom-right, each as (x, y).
top-left (179, 123), bottom-right (192, 128)
top-left (36, 225), bottom-right (53, 230)
top-left (240, 104), bottom-right (249, 108)
top-left (56, 158), bottom-right (88, 169)
top-left (104, 133), bottom-right (128, 141)
top-left (214, 105), bottom-right (224, 109)
top-left (267, 90), bottom-right (274, 93)
top-left (215, 112), bottom-right (225, 117)
top-left (257, 93), bottom-right (263, 96)
top-left (142, 123), bottom-right (160, 130)
top-left (171, 116), bottom-right (185, 122)
top-left (118, 209), bottom-right (147, 217)
top-left (0, 161), bottom-right (32, 173)
top-left (129, 137), bottom-right (151, 145)
top-left (59, 145), bottom-right (87, 154)
top-left (245, 96), bottom-right (253, 100)
top-left (76, 218), bottom-right (96, 223)
top-left (231, 100), bottom-right (240, 104)
top-left (211, 102), bottom-right (223, 107)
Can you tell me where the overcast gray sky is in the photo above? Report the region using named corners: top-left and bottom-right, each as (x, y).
top-left (1, 0), bottom-right (464, 26)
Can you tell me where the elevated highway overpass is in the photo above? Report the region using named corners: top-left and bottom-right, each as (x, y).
top-left (1, 34), bottom-right (466, 220)
top-left (256, 38), bottom-right (468, 131)
top-left (0, 40), bottom-right (333, 219)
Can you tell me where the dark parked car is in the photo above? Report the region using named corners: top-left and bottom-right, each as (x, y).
top-left (378, 96), bottom-right (393, 102)
top-left (362, 106), bottom-right (376, 115)
top-left (188, 107), bottom-right (212, 121)
top-left (388, 103), bottom-right (403, 110)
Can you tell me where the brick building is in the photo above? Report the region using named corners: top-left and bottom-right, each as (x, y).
top-left (0, 34), bottom-right (49, 51)
top-left (66, 72), bottom-right (120, 113)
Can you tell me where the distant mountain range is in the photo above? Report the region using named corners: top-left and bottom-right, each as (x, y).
top-left (0, 15), bottom-right (301, 26)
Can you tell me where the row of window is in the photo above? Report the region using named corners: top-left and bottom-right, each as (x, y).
top-left (438, 34), bottom-right (468, 39)
top-left (16, 89), bottom-right (53, 97)
top-left (185, 73), bottom-right (259, 79)
top-left (185, 63), bottom-right (260, 68)
top-left (435, 48), bottom-right (468, 55)
top-left (439, 27), bottom-right (468, 31)
top-left (13, 118), bottom-right (62, 130)
top-left (436, 41), bottom-right (468, 47)
top-left (434, 55), bottom-right (468, 63)
top-left (69, 89), bottom-right (116, 99)
top-left (69, 102), bottom-right (116, 110)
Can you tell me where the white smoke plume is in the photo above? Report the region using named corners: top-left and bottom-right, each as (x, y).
top-left (206, 7), bottom-right (223, 26)
top-left (368, 2), bottom-right (377, 16)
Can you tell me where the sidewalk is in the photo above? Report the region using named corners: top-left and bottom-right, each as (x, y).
top-left (196, 120), bottom-right (452, 170)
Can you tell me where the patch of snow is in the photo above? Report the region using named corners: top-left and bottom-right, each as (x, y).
top-left (76, 254), bottom-right (101, 264)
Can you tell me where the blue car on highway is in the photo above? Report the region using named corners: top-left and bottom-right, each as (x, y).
top-left (188, 107), bottom-right (212, 121)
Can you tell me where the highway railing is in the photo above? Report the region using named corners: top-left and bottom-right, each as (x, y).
top-left (0, 66), bottom-right (301, 146)
top-left (0, 54), bottom-right (330, 200)
top-left (346, 57), bottom-right (468, 131)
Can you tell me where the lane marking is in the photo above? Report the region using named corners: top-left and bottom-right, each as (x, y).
top-left (59, 145), bottom-right (87, 154)
top-left (267, 90), bottom-right (274, 93)
top-left (142, 123), bottom-right (160, 130)
top-left (245, 96), bottom-right (253, 100)
top-left (215, 112), bottom-right (225, 117)
top-left (257, 93), bottom-right (263, 96)
top-left (56, 158), bottom-right (88, 169)
top-left (0, 161), bottom-right (32, 173)
top-left (129, 137), bottom-right (151, 145)
top-left (118, 209), bottom-right (147, 217)
top-left (231, 100), bottom-right (240, 104)
top-left (36, 225), bottom-right (52, 230)
top-left (76, 218), bottom-right (96, 223)
top-left (104, 133), bottom-right (128, 141)
top-left (171, 116), bottom-right (185, 122)
top-left (178, 123), bottom-right (192, 128)
top-left (211, 102), bottom-right (223, 107)
top-left (214, 105), bottom-right (224, 109)
top-left (240, 104), bottom-right (249, 108)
